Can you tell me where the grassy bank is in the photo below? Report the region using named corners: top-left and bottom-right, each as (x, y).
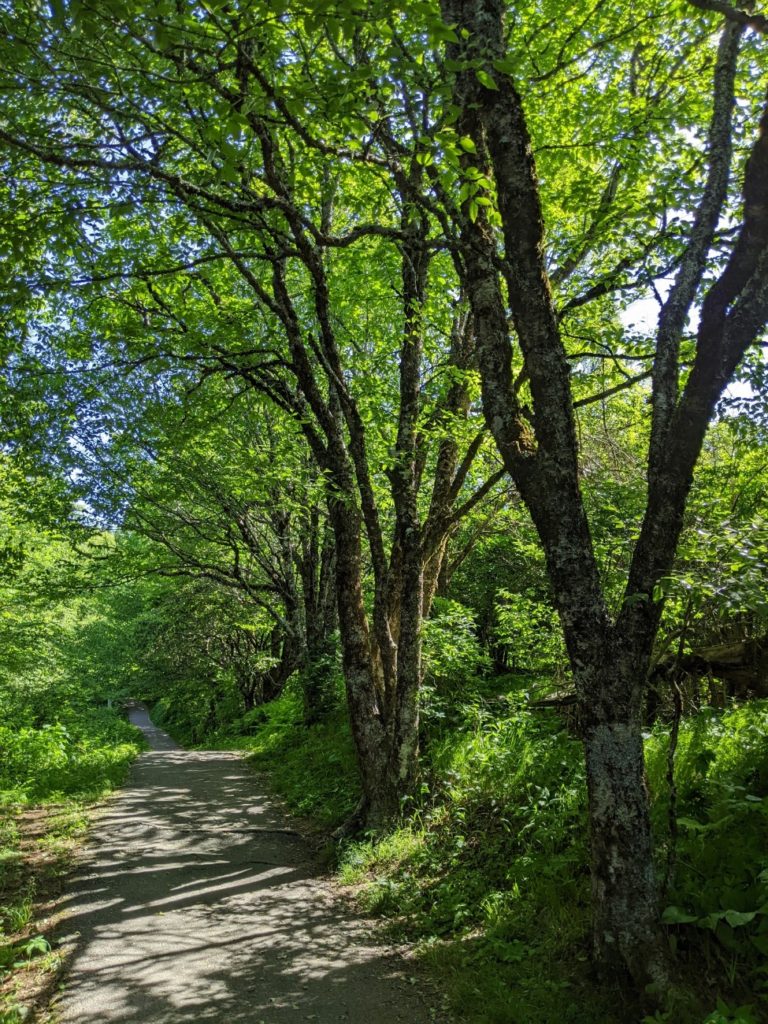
top-left (0, 705), bottom-right (144, 1024)
top-left (200, 685), bottom-right (768, 1024)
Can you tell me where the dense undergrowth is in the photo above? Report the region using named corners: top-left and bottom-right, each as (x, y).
top-left (188, 678), bottom-right (768, 1024)
top-left (0, 709), bottom-right (143, 805)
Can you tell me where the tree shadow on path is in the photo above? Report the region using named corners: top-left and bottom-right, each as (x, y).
top-left (54, 705), bottom-right (442, 1024)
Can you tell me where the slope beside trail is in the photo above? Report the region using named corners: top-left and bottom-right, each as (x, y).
top-left (54, 703), bottom-right (442, 1024)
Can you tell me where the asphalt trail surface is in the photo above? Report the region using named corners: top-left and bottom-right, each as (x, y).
top-left (55, 703), bottom-right (439, 1023)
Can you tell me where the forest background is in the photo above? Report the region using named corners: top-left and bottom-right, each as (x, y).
top-left (1, 0), bottom-right (768, 1021)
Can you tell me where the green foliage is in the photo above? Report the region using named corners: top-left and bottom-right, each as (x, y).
top-left (296, 639), bottom-right (345, 725)
top-left (0, 716), bottom-right (140, 803)
top-left (0, 527), bottom-right (144, 804)
top-left (493, 589), bottom-right (565, 674)
top-left (151, 675), bottom-right (244, 748)
top-left (330, 700), bottom-right (768, 1023)
top-left (646, 702), bottom-right (768, 1014)
top-left (420, 598), bottom-right (491, 729)
top-left (423, 598), bottom-right (488, 685)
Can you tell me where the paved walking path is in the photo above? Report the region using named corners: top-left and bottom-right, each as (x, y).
top-left (55, 704), bottom-right (439, 1023)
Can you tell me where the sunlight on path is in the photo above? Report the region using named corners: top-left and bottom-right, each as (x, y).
top-left (54, 704), bottom-right (440, 1023)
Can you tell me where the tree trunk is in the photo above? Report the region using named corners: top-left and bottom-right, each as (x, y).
top-left (581, 658), bottom-right (668, 991)
top-left (389, 531), bottom-right (423, 802)
top-left (438, 0), bottom-right (673, 987)
top-left (299, 512), bottom-right (338, 724)
top-left (328, 481), bottom-right (404, 828)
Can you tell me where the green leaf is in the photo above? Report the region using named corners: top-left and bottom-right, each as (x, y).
top-left (676, 816), bottom-right (707, 832)
top-left (492, 58), bottom-right (517, 76)
top-left (662, 905), bottom-right (698, 925)
top-left (700, 912), bottom-right (726, 931)
top-left (724, 910), bottom-right (756, 928)
top-left (475, 70), bottom-right (498, 91)
top-left (426, 18), bottom-right (459, 44)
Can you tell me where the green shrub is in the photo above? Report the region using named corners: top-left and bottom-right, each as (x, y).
top-left (0, 708), bottom-right (142, 802)
top-left (422, 598), bottom-right (489, 687)
top-left (493, 589), bottom-right (566, 674)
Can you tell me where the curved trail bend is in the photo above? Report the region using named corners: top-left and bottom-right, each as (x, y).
top-left (55, 704), bottom-right (440, 1023)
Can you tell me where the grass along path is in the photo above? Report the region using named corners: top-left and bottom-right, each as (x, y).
top-left (0, 800), bottom-right (91, 1024)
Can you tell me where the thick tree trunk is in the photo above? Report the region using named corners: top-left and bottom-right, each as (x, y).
top-left (580, 658), bottom-right (668, 991)
top-left (584, 722), bottom-right (667, 989)
top-left (438, 0), bottom-right (673, 989)
top-left (328, 481), bottom-right (411, 829)
top-left (389, 533), bottom-right (423, 799)
top-left (331, 510), bottom-right (423, 828)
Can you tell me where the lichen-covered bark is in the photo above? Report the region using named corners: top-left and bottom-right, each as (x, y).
top-left (583, 712), bottom-right (668, 988)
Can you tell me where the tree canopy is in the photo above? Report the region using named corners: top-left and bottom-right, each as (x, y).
top-left (1, 0), bottom-right (767, 1017)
